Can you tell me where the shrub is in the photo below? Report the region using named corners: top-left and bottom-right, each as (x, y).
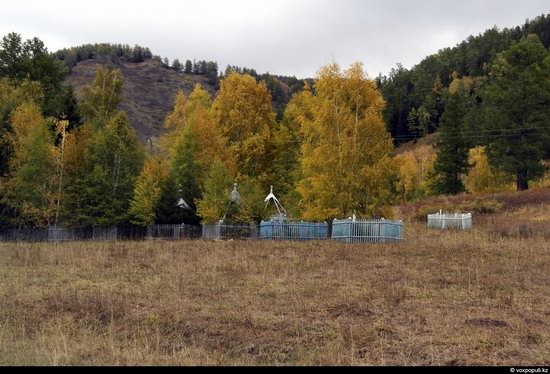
top-left (462, 199), bottom-right (503, 214)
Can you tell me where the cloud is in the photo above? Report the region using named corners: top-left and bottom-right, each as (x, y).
top-left (1, 0), bottom-right (548, 78)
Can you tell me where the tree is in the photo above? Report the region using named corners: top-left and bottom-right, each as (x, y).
top-left (0, 78), bottom-right (45, 178)
top-left (172, 58), bottom-right (183, 71)
top-left (184, 84), bottom-right (234, 182)
top-left (58, 123), bottom-right (94, 226)
top-left (168, 125), bottom-right (201, 224)
top-left (163, 85), bottom-right (233, 181)
top-left (184, 60), bottom-right (193, 74)
top-left (0, 33), bottom-right (71, 119)
top-left (1, 102), bottom-right (56, 227)
top-left (0, 33), bottom-right (66, 89)
top-left (129, 156), bottom-right (168, 226)
top-left (380, 64), bottom-right (414, 142)
top-left (0, 33), bottom-right (24, 79)
top-left (64, 113), bottom-right (144, 226)
top-left (164, 91), bottom-right (188, 131)
top-left (297, 62), bottom-right (397, 220)
top-left (196, 159), bottom-right (234, 223)
top-left (407, 106), bottom-right (432, 137)
top-left (377, 15), bottom-right (550, 143)
top-left (429, 88), bottom-right (471, 195)
top-left (274, 86), bottom-right (315, 216)
top-left (80, 67), bottom-right (123, 125)
top-left (155, 173), bottom-right (182, 224)
top-left (395, 145), bottom-right (436, 201)
top-left (53, 119), bottom-right (69, 226)
top-left (159, 84), bottom-right (233, 224)
top-left (478, 35), bottom-right (550, 191)
top-left (464, 146), bottom-right (512, 193)
top-left (195, 160), bottom-right (265, 224)
top-left (211, 72), bottom-right (276, 187)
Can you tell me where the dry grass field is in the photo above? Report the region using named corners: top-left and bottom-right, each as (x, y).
top-left (0, 193), bottom-right (549, 366)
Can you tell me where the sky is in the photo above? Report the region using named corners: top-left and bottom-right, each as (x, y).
top-left (1, 0), bottom-right (548, 78)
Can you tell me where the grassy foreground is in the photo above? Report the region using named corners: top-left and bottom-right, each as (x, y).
top-left (0, 205), bottom-right (549, 365)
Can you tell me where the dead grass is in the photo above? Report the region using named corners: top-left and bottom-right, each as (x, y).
top-left (0, 205), bottom-right (549, 366)
top-left (397, 188), bottom-right (550, 223)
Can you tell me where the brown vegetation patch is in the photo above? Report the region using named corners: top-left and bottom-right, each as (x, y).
top-left (465, 318), bottom-right (510, 328)
top-left (398, 188), bottom-right (549, 220)
top-left (1, 211), bottom-right (549, 365)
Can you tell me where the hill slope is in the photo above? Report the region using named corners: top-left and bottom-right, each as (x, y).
top-left (64, 58), bottom-right (217, 142)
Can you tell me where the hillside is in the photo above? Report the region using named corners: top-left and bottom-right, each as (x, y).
top-left (380, 13), bottom-right (550, 144)
top-left (64, 57), bottom-right (218, 142)
top-left (394, 133), bottom-right (437, 155)
top-left (63, 54), bottom-right (306, 142)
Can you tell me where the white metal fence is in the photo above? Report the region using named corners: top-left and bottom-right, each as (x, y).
top-left (332, 219), bottom-right (404, 243)
top-left (427, 212), bottom-right (472, 230)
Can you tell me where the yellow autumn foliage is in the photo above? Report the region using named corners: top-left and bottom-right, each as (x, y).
top-left (211, 73), bottom-right (276, 186)
top-left (162, 84), bottom-right (235, 182)
top-left (296, 62), bottom-right (397, 220)
top-left (2, 102), bottom-right (56, 227)
top-left (129, 156), bottom-right (169, 225)
top-left (394, 145), bottom-right (436, 201)
top-left (464, 146), bottom-right (514, 193)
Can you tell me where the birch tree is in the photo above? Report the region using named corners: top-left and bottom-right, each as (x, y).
top-left (296, 62), bottom-right (397, 220)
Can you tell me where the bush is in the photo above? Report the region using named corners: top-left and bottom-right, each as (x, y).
top-left (462, 199), bottom-right (503, 214)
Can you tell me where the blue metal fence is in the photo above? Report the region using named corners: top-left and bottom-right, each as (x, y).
top-left (332, 219), bottom-right (403, 243)
top-left (260, 220), bottom-right (328, 241)
top-left (1, 220), bottom-right (406, 243)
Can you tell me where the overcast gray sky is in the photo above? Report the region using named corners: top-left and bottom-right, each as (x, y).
top-left (1, 0), bottom-right (548, 78)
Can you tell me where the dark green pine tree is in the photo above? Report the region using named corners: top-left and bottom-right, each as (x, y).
top-left (70, 112), bottom-right (144, 227)
top-left (184, 60), bottom-right (193, 74)
top-left (171, 59), bottom-right (183, 71)
top-left (430, 88), bottom-right (471, 195)
top-left (155, 173), bottom-right (183, 224)
top-left (167, 126), bottom-right (202, 224)
top-left (479, 35), bottom-right (550, 191)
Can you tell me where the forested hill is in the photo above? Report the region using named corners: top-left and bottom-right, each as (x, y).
top-left (378, 13), bottom-right (550, 144)
top-left (58, 14), bottom-right (550, 143)
top-left (57, 44), bottom-right (309, 141)
top-left (64, 57), bottom-right (218, 142)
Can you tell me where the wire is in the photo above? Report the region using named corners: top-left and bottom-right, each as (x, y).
top-left (153, 125), bottom-right (550, 146)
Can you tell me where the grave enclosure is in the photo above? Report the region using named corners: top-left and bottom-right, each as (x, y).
top-left (427, 212), bottom-right (473, 230)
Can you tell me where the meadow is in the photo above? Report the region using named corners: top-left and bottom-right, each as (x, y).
top-left (0, 193), bottom-right (549, 366)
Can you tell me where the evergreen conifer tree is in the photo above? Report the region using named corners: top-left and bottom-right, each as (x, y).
top-left (478, 35), bottom-right (550, 191)
top-left (430, 88), bottom-right (471, 195)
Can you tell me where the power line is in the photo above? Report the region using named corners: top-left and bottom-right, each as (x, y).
top-left (154, 126), bottom-right (550, 146)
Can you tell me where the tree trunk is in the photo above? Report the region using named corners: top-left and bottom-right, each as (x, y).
top-left (516, 169), bottom-right (529, 191)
